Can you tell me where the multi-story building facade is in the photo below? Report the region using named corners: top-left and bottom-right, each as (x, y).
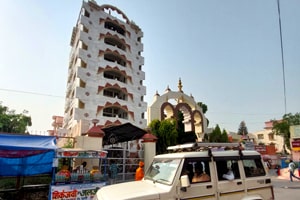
top-left (64, 0), bottom-right (146, 137)
top-left (252, 121), bottom-right (285, 154)
top-left (47, 115), bottom-right (64, 136)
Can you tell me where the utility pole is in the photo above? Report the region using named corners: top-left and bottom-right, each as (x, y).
top-left (276, 0), bottom-right (287, 114)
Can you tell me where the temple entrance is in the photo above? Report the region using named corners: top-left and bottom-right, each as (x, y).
top-left (147, 79), bottom-right (207, 141)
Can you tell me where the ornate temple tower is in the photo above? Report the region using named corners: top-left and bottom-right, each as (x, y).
top-left (64, 0), bottom-right (147, 136)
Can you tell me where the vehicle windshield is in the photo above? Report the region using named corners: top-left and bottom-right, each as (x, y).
top-left (144, 158), bottom-right (182, 185)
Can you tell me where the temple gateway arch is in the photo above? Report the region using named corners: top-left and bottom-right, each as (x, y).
top-left (147, 79), bottom-right (208, 141)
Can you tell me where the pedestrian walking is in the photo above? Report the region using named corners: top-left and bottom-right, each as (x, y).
top-left (288, 159), bottom-right (300, 182)
top-left (109, 160), bottom-right (118, 184)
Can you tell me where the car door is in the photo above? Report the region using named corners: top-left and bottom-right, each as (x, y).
top-left (213, 153), bottom-right (245, 200)
top-left (179, 157), bottom-right (216, 200)
top-left (242, 154), bottom-right (274, 200)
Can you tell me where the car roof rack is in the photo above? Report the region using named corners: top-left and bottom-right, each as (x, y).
top-left (167, 142), bottom-right (242, 153)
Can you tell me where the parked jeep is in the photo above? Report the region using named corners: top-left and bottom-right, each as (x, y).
top-left (94, 143), bottom-right (274, 200)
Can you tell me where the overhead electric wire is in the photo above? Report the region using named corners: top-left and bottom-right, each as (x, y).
top-left (0, 88), bottom-right (64, 98)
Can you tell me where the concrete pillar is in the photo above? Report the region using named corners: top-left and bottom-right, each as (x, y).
top-left (142, 133), bottom-right (157, 172)
top-left (74, 120), bottom-right (105, 169)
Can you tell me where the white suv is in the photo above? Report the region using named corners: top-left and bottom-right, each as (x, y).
top-left (94, 143), bottom-right (274, 200)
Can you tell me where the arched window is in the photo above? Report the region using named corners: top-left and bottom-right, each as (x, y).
top-left (104, 21), bottom-right (125, 36)
top-left (104, 52), bottom-right (126, 67)
top-left (103, 106), bottom-right (128, 119)
top-left (103, 70), bottom-right (126, 83)
top-left (104, 37), bottom-right (126, 51)
top-left (103, 88), bottom-right (127, 101)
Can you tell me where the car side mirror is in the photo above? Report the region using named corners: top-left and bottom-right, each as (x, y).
top-left (180, 175), bottom-right (190, 192)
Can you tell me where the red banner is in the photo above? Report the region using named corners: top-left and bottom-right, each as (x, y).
top-left (0, 150), bottom-right (47, 158)
top-left (292, 141), bottom-right (300, 147)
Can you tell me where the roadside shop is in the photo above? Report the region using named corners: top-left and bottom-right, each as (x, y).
top-left (0, 133), bottom-right (57, 199)
top-left (49, 148), bottom-right (108, 200)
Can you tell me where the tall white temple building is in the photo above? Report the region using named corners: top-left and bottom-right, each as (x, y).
top-left (63, 0), bottom-right (147, 137)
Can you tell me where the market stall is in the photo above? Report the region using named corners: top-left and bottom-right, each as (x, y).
top-left (0, 133), bottom-right (57, 176)
top-left (49, 148), bottom-right (108, 200)
top-left (0, 133), bottom-right (57, 199)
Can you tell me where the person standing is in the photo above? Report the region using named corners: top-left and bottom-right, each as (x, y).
top-left (74, 161), bottom-right (88, 172)
top-left (135, 161), bottom-right (145, 181)
top-left (288, 159), bottom-right (300, 182)
top-left (109, 160), bottom-right (118, 184)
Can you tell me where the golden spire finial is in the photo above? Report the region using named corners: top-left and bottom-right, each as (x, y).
top-left (178, 78), bottom-right (183, 92)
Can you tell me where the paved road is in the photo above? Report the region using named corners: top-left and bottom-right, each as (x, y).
top-left (272, 177), bottom-right (300, 200)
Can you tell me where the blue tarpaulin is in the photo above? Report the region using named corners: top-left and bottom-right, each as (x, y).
top-left (0, 133), bottom-right (57, 176)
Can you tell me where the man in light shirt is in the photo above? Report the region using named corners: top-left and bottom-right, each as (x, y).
top-left (288, 159), bottom-right (300, 182)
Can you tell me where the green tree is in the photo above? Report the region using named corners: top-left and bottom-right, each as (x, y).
top-left (237, 121), bottom-right (248, 135)
top-left (197, 102), bottom-right (208, 114)
top-left (176, 111), bottom-right (185, 144)
top-left (63, 138), bottom-right (74, 148)
top-left (0, 104), bottom-right (32, 134)
top-left (282, 113), bottom-right (300, 125)
top-left (208, 125), bottom-right (229, 142)
top-left (272, 112), bottom-right (300, 154)
top-left (197, 102), bottom-right (209, 126)
top-left (221, 129), bottom-right (229, 142)
top-left (209, 125), bottom-right (220, 142)
top-left (149, 119), bottom-right (178, 155)
top-left (203, 133), bottom-right (209, 142)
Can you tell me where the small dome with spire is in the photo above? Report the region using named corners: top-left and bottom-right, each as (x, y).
top-left (164, 85), bottom-right (171, 93)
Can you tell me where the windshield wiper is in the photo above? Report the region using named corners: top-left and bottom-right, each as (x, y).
top-left (153, 178), bottom-right (169, 184)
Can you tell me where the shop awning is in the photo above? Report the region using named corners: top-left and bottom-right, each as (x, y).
top-left (0, 133), bottom-right (57, 176)
top-left (102, 123), bottom-right (147, 145)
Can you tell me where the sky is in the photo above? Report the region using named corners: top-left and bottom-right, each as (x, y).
top-left (0, 0), bottom-right (299, 134)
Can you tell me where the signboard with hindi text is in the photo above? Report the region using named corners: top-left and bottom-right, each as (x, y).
top-left (49, 182), bottom-right (106, 200)
top-left (291, 141), bottom-right (300, 151)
